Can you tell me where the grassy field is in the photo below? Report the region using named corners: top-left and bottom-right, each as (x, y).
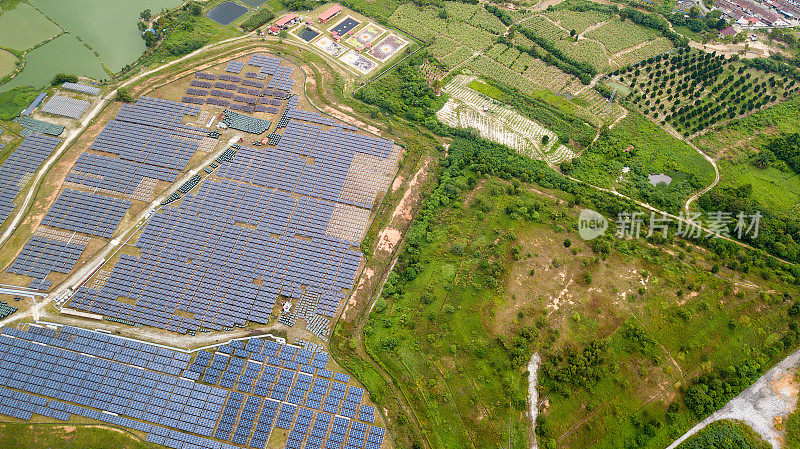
top-left (0, 87), bottom-right (41, 121)
top-left (568, 112), bottom-right (715, 212)
top-left (364, 165), bottom-right (800, 448)
top-left (0, 423), bottom-right (150, 449)
top-left (694, 94), bottom-right (800, 218)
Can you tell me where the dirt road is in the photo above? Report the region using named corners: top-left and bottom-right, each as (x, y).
top-left (667, 348), bottom-right (800, 449)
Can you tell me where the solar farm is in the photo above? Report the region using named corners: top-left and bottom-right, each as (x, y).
top-left (0, 324), bottom-right (386, 449)
top-left (40, 95), bottom-right (90, 120)
top-left (0, 133), bottom-right (61, 228)
top-left (1, 53), bottom-right (398, 346)
top-left (0, 49), bottom-right (398, 449)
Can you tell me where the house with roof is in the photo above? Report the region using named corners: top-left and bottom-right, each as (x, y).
top-left (275, 13), bottom-right (299, 29)
top-left (719, 25), bottom-right (738, 37)
top-left (318, 4), bottom-right (342, 23)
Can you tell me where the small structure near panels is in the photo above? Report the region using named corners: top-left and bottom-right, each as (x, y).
top-left (41, 95), bottom-right (90, 120)
top-left (61, 82), bottom-right (100, 96)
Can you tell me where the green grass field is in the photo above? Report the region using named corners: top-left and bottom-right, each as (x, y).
top-left (0, 87), bottom-right (41, 121)
top-left (694, 94), bottom-right (800, 218)
top-left (0, 423), bottom-right (149, 449)
top-left (569, 112), bottom-right (715, 212)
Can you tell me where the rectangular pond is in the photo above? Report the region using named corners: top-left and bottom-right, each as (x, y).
top-left (297, 27), bottom-right (320, 42)
top-left (206, 1), bottom-right (248, 26)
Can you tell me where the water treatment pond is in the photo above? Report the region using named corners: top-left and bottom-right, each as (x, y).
top-left (206, 1), bottom-right (248, 26)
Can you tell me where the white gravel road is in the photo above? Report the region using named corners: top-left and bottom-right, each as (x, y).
top-left (667, 348), bottom-right (800, 449)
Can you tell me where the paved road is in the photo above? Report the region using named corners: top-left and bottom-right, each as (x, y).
top-left (0, 136), bottom-right (239, 329)
top-left (667, 348), bottom-right (800, 449)
top-left (0, 30), bottom-right (258, 250)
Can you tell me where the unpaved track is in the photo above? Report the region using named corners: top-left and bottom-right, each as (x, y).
top-left (667, 348), bottom-right (800, 449)
top-left (0, 31), bottom-right (258, 250)
top-left (0, 137), bottom-right (239, 330)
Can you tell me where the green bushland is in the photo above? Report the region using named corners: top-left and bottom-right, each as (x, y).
top-left (50, 73), bottom-right (77, 85)
top-left (676, 420), bottom-right (769, 449)
top-left (786, 397), bottom-right (800, 448)
top-left (364, 129), bottom-right (800, 449)
top-left (0, 86), bottom-right (40, 120)
top-left (694, 96), bottom-right (800, 263)
top-left (0, 422), bottom-right (150, 449)
top-left (240, 7), bottom-right (277, 32)
top-left (355, 52), bottom-right (446, 130)
top-left (565, 112), bottom-right (714, 212)
top-left (135, 2), bottom-right (245, 68)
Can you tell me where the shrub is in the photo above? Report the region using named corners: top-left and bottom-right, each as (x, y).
top-left (115, 87), bottom-right (133, 103)
top-left (241, 8), bottom-right (276, 32)
top-left (51, 73), bottom-right (78, 85)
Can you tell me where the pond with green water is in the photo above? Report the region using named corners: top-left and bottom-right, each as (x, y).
top-left (1, 34), bottom-right (105, 91)
top-left (29, 0), bottom-right (183, 72)
top-left (0, 1), bottom-right (61, 51)
top-left (0, 50), bottom-right (16, 79)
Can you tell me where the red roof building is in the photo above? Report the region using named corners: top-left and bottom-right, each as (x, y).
top-left (719, 25), bottom-right (738, 36)
top-left (268, 26), bottom-right (280, 35)
top-left (276, 13), bottom-right (298, 28)
top-left (318, 4), bottom-right (342, 23)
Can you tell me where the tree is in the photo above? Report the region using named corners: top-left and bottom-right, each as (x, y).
top-left (115, 87), bottom-right (133, 103)
top-left (563, 238), bottom-right (571, 248)
top-left (689, 6), bottom-right (700, 19)
top-left (187, 3), bottom-right (201, 16)
top-left (51, 73), bottom-right (78, 85)
top-left (140, 9), bottom-right (152, 21)
top-left (542, 135), bottom-right (549, 146)
top-left (570, 29), bottom-right (577, 39)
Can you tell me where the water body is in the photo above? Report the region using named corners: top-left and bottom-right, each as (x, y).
top-left (206, 1), bottom-right (248, 26)
top-left (1, 34), bottom-right (105, 91)
top-left (28, 0), bottom-right (181, 72)
top-left (0, 50), bottom-right (16, 79)
top-left (0, 1), bottom-right (61, 51)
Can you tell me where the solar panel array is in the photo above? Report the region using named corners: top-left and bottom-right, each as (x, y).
top-left (61, 82), bottom-right (101, 96)
top-left (248, 54), bottom-right (281, 80)
top-left (0, 325), bottom-right (385, 449)
top-left (41, 189), bottom-right (132, 238)
top-left (189, 60), bottom-right (290, 113)
top-left (226, 61), bottom-right (245, 73)
top-left (266, 66), bottom-right (294, 92)
top-left (66, 152), bottom-right (179, 196)
top-left (7, 237), bottom-right (85, 290)
top-left (12, 116), bottom-right (65, 136)
top-left (91, 97), bottom-right (203, 172)
top-left (41, 95), bottom-right (90, 120)
top-left (69, 119), bottom-right (395, 335)
top-left (0, 133), bottom-right (60, 226)
top-left (222, 111), bottom-right (271, 134)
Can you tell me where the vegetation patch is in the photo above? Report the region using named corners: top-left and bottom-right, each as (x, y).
top-left (676, 420), bottom-right (769, 449)
top-left (362, 130), bottom-right (800, 449)
top-left (613, 48), bottom-right (799, 137)
top-left (565, 112), bottom-right (714, 212)
top-left (0, 423), bottom-right (150, 449)
top-left (0, 87), bottom-right (41, 121)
